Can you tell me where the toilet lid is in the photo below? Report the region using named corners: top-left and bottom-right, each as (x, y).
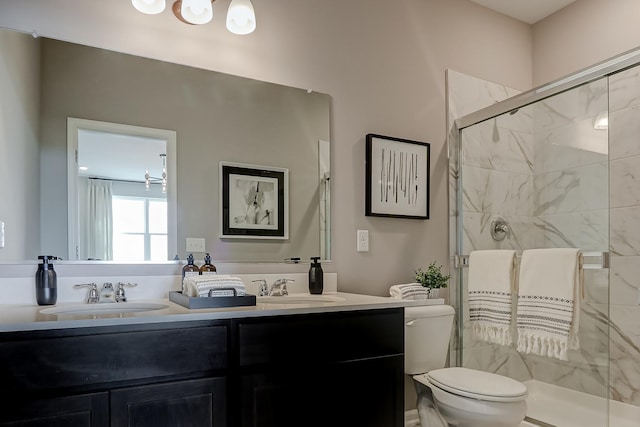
top-left (426, 367), bottom-right (528, 403)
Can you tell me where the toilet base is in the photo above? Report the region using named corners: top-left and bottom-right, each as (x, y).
top-left (413, 377), bottom-right (526, 427)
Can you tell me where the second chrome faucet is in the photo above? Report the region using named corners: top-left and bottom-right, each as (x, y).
top-left (74, 282), bottom-right (138, 303)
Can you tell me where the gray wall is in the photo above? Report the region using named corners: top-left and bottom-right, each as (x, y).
top-left (39, 38), bottom-right (328, 261)
top-left (0, 30), bottom-right (40, 261)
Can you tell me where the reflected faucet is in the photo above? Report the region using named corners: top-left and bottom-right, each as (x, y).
top-left (253, 280), bottom-right (269, 297)
top-left (268, 279), bottom-right (294, 296)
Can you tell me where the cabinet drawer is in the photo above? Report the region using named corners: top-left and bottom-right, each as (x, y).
top-left (0, 322), bottom-right (228, 393)
top-left (236, 308), bottom-right (403, 367)
top-left (0, 392), bottom-right (108, 427)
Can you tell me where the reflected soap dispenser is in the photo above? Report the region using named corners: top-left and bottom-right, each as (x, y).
top-left (200, 253), bottom-right (217, 275)
top-left (182, 254), bottom-right (200, 283)
top-left (309, 257), bottom-right (323, 295)
top-left (36, 255), bottom-right (57, 306)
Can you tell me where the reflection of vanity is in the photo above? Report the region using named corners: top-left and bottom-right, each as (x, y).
top-left (0, 27), bottom-right (331, 264)
top-left (0, 300), bottom-right (404, 427)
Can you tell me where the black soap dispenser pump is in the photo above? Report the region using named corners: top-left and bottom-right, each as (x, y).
top-left (309, 257), bottom-right (323, 295)
top-left (36, 255), bottom-right (57, 306)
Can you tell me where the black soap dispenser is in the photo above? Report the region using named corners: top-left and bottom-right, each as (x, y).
top-left (309, 257), bottom-right (323, 295)
top-left (36, 255), bottom-right (57, 306)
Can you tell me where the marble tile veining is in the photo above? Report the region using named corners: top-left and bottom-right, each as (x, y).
top-left (609, 104), bottom-right (640, 160)
top-left (462, 166), bottom-right (533, 215)
top-left (611, 206), bottom-right (640, 256)
top-left (609, 65), bottom-right (640, 112)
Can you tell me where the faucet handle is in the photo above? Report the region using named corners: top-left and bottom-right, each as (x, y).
top-left (74, 283), bottom-right (99, 303)
top-left (115, 282), bottom-right (137, 303)
top-left (274, 279), bottom-right (295, 296)
top-left (252, 280), bottom-right (269, 297)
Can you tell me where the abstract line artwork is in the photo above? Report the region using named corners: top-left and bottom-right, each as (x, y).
top-left (365, 134), bottom-right (430, 219)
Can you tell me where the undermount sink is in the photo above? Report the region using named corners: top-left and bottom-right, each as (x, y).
top-left (257, 295), bottom-right (346, 304)
top-left (40, 302), bottom-right (169, 316)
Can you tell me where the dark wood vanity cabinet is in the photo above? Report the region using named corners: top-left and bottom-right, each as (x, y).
top-left (0, 321), bottom-right (228, 427)
top-left (233, 308), bottom-right (405, 427)
top-left (0, 308), bottom-right (404, 427)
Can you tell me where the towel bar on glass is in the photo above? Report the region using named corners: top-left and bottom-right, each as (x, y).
top-left (454, 251), bottom-right (609, 270)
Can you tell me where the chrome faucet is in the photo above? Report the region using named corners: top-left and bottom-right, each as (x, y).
top-left (115, 282), bottom-right (138, 302)
top-left (268, 279), bottom-right (294, 296)
top-left (98, 283), bottom-right (116, 303)
top-left (253, 280), bottom-right (269, 297)
top-left (74, 283), bottom-right (99, 303)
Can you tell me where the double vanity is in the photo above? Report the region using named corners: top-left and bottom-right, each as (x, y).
top-left (0, 292), bottom-right (412, 427)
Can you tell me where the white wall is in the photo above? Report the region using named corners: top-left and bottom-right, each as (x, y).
top-left (0, 0), bottom-right (532, 295)
top-left (0, 30), bottom-right (40, 261)
top-left (533, 0), bottom-right (640, 86)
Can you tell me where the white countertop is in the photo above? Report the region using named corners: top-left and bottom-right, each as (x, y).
top-left (0, 292), bottom-right (445, 333)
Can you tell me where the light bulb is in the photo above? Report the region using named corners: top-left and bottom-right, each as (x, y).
top-left (132, 0), bottom-right (166, 14)
top-left (226, 0), bottom-right (256, 35)
top-left (181, 0), bottom-right (213, 24)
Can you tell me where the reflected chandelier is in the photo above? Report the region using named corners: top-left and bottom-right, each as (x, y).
top-left (132, 0), bottom-right (256, 35)
top-left (145, 154), bottom-right (167, 193)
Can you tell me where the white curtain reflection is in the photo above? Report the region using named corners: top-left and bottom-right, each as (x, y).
top-left (87, 179), bottom-right (113, 260)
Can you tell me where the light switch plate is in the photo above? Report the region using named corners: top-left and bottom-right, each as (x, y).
top-left (186, 237), bottom-right (206, 253)
top-left (0, 221), bottom-right (4, 248)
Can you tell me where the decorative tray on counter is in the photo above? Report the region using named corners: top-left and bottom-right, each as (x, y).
top-left (169, 291), bottom-right (257, 309)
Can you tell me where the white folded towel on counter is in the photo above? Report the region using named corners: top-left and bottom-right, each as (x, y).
top-left (182, 275), bottom-right (247, 297)
top-left (389, 283), bottom-right (430, 300)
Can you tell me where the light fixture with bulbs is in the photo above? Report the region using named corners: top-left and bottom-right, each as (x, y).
top-left (145, 154), bottom-right (168, 193)
top-left (132, 0), bottom-right (256, 34)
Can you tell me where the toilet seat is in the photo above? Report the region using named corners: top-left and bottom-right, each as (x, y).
top-left (425, 367), bottom-right (528, 403)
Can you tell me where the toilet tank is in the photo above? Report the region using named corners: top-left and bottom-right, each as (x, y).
top-left (404, 304), bottom-right (455, 375)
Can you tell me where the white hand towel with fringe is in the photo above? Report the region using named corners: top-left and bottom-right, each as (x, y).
top-left (389, 283), bottom-right (430, 300)
top-left (468, 250), bottom-right (517, 346)
top-left (183, 275), bottom-right (247, 297)
top-left (516, 248), bottom-right (582, 361)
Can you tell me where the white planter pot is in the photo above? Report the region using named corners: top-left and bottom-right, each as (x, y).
top-left (428, 288), bottom-right (448, 302)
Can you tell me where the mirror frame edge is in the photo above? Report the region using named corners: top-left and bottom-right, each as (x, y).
top-left (66, 117), bottom-right (178, 261)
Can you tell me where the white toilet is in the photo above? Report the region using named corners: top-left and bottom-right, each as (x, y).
top-left (405, 304), bottom-right (528, 427)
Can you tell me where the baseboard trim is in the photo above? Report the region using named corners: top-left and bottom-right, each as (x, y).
top-left (405, 409), bottom-right (420, 427)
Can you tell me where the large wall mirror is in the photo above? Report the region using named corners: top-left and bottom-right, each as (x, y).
top-left (0, 27), bottom-right (331, 263)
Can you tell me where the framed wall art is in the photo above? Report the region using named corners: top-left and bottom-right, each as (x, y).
top-left (365, 133), bottom-right (430, 219)
top-left (220, 162), bottom-right (289, 239)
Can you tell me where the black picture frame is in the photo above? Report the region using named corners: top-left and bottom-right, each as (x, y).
top-left (365, 133), bottom-right (430, 219)
top-left (220, 162), bottom-right (289, 239)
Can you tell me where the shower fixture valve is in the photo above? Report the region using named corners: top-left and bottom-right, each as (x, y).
top-left (490, 216), bottom-right (510, 241)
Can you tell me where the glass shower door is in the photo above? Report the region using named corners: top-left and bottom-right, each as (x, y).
top-left (455, 77), bottom-right (610, 426)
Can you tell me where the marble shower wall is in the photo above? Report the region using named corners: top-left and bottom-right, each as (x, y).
top-left (608, 65), bottom-right (640, 406)
top-left (446, 69), bottom-right (532, 382)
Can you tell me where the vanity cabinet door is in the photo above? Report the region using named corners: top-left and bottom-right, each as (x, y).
top-left (235, 308), bottom-right (405, 427)
top-left (0, 392), bottom-right (108, 427)
top-left (110, 377), bottom-right (226, 427)
top-left (239, 356), bottom-right (403, 427)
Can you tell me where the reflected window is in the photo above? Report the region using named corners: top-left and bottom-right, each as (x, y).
top-left (112, 196), bottom-right (167, 261)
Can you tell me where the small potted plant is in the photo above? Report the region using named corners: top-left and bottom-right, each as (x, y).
top-left (414, 262), bottom-right (451, 299)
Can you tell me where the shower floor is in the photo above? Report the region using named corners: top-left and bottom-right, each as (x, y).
top-left (524, 380), bottom-right (640, 427)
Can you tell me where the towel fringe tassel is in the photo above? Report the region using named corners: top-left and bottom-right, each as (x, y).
top-left (471, 322), bottom-right (512, 346)
top-left (517, 332), bottom-right (578, 361)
